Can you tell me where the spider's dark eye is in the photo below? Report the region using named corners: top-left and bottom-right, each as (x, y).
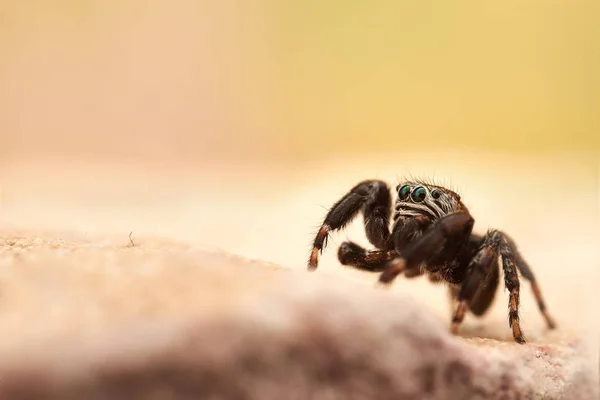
top-left (431, 189), bottom-right (442, 199)
top-left (398, 185), bottom-right (411, 200)
top-left (411, 186), bottom-right (427, 202)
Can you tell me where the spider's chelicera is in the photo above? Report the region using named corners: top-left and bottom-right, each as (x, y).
top-left (307, 179), bottom-right (556, 344)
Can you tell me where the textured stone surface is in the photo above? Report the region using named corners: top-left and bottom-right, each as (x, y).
top-left (0, 234), bottom-right (596, 400)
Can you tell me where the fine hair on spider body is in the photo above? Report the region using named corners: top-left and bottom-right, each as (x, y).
top-left (307, 179), bottom-right (557, 344)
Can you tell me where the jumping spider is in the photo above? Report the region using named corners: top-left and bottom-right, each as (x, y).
top-left (307, 179), bottom-right (557, 344)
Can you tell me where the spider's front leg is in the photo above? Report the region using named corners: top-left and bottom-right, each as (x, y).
top-left (449, 241), bottom-right (507, 339)
top-left (378, 212), bottom-right (474, 284)
top-left (336, 242), bottom-right (397, 272)
top-left (308, 180), bottom-right (392, 271)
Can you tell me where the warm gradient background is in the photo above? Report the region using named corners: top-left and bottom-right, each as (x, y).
top-left (1, 1), bottom-right (599, 343)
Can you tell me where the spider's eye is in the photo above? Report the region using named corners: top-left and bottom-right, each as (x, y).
top-left (431, 189), bottom-right (442, 199)
top-left (411, 186), bottom-right (427, 202)
top-left (398, 185), bottom-right (411, 200)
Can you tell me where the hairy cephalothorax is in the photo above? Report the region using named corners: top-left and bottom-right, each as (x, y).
top-left (307, 179), bottom-right (556, 344)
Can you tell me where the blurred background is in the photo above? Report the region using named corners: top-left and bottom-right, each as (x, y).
top-left (1, 1), bottom-right (598, 336)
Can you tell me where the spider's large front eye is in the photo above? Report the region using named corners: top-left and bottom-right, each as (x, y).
top-left (398, 185), bottom-right (411, 200)
top-left (411, 186), bottom-right (427, 202)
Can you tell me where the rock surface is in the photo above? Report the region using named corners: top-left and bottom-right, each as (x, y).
top-left (0, 233), bottom-right (597, 400)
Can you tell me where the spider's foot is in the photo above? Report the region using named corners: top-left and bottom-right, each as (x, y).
top-left (308, 225), bottom-right (330, 271)
top-left (378, 258), bottom-right (406, 284)
top-left (511, 323), bottom-right (527, 344)
top-left (530, 282), bottom-right (557, 330)
top-left (514, 335), bottom-right (527, 344)
top-left (450, 300), bottom-right (468, 336)
top-left (450, 322), bottom-right (460, 335)
top-left (307, 248), bottom-right (319, 271)
top-left (543, 311), bottom-right (558, 330)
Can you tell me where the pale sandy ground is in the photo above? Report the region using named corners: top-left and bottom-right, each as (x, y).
top-left (0, 150), bottom-right (598, 398)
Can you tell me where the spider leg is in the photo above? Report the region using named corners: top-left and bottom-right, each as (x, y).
top-left (500, 232), bottom-right (557, 329)
top-left (379, 212), bottom-right (474, 284)
top-left (337, 241), bottom-right (397, 272)
top-left (468, 263), bottom-right (500, 316)
top-left (336, 241), bottom-right (425, 277)
top-left (450, 242), bottom-right (506, 338)
top-left (452, 230), bottom-right (529, 344)
top-left (308, 180), bottom-right (392, 271)
top-left (500, 246), bottom-right (527, 343)
top-left (448, 285), bottom-right (460, 316)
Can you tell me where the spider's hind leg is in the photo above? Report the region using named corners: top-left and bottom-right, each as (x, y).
top-left (308, 180), bottom-right (392, 270)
